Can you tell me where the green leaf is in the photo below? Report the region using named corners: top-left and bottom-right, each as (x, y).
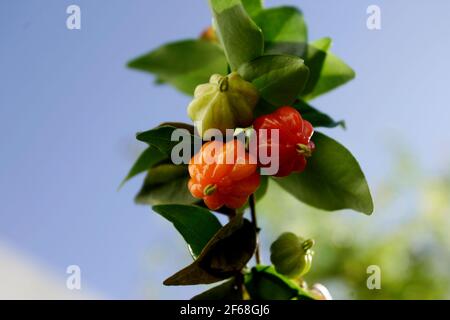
top-left (158, 122), bottom-right (195, 134)
top-left (309, 37), bottom-right (332, 52)
top-left (253, 99), bottom-right (345, 129)
top-left (192, 278), bottom-right (242, 300)
top-left (274, 132), bottom-right (373, 214)
top-left (294, 100), bottom-right (345, 129)
top-left (120, 145), bottom-right (167, 187)
top-left (238, 55), bottom-right (309, 106)
top-left (264, 41), bottom-right (307, 57)
top-left (135, 164), bottom-right (196, 206)
top-left (164, 214), bottom-right (256, 285)
top-left (136, 125), bottom-right (200, 157)
top-left (302, 38), bottom-right (355, 100)
top-left (131, 123), bottom-right (199, 204)
top-left (244, 265), bottom-right (315, 300)
top-left (253, 7), bottom-right (307, 44)
top-left (152, 204), bottom-right (222, 259)
top-left (209, 0), bottom-right (264, 70)
top-left (257, 38), bottom-right (355, 100)
top-left (128, 39), bottom-right (228, 95)
top-left (242, 0), bottom-right (263, 16)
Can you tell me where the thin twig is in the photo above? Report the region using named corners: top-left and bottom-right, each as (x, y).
top-left (249, 193), bottom-right (261, 265)
top-left (228, 209), bottom-right (237, 221)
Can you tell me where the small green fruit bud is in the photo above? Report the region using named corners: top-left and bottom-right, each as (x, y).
top-left (187, 72), bottom-right (259, 137)
top-left (270, 232), bottom-right (315, 279)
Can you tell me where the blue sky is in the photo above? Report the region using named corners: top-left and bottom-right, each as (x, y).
top-left (1, 0), bottom-right (449, 298)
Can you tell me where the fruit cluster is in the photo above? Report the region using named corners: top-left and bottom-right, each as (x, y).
top-left (187, 73), bottom-right (315, 210)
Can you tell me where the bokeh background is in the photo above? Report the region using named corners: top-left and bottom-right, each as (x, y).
top-left (1, 0), bottom-right (449, 299)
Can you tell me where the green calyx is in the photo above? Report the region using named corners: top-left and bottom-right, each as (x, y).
top-left (219, 76), bottom-right (229, 92)
top-left (296, 143), bottom-right (313, 157)
top-left (203, 184), bottom-right (217, 196)
top-left (187, 72), bottom-right (259, 138)
top-left (270, 232), bottom-right (315, 279)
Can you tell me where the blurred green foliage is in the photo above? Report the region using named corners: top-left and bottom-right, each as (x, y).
top-left (257, 150), bottom-right (450, 299)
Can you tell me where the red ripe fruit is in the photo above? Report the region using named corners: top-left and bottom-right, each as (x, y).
top-left (253, 106), bottom-right (315, 177)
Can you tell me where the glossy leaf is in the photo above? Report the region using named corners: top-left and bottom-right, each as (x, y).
top-left (158, 122), bottom-right (195, 134)
top-left (238, 55), bottom-right (309, 106)
top-left (128, 39), bottom-right (228, 95)
top-left (120, 145), bottom-right (167, 187)
top-left (274, 132), bottom-right (373, 214)
top-left (253, 6), bottom-right (307, 44)
top-left (302, 38), bottom-right (355, 100)
top-left (209, 0), bottom-right (264, 70)
top-left (259, 38), bottom-right (355, 100)
top-left (135, 164), bottom-right (196, 205)
top-left (192, 278), bottom-right (242, 300)
top-left (164, 214), bottom-right (256, 285)
top-left (264, 41), bottom-right (307, 57)
top-left (242, 0), bottom-right (263, 16)
top-left (153, 204), bottom-right (222, 258)
top-left (136, 125), bottom-right (200, 157)
top-left (253, 99), bottom-right (345, 129)
top-left (244, 265), bottom-right (315, 300)
top-left (294, 100), bottom-right (345, 129)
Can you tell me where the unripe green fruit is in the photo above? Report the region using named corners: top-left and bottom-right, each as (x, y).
top-left (270, 232), bottom-right (315, 279)
top-left (187, 72), bottom-right (259, 137)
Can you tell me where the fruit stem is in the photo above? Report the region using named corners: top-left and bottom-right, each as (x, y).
top-left (249, 193), bottom-right (261, 265)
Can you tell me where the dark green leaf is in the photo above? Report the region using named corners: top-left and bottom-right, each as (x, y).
top-left (264, 41), bottom-right (307, 57)
top-left (130, 123), bottom-right (199, 203)
top-left (274, 132), bottom-right (373, 214)
top-left (294, 100), bottom-right (345, 129)
top-left (136, 125), bottom-right (201, 157)
top-left (128, 39), bottom-right (228, 95)
top-left (192, 278), bottom-right (242, 300)
top-left (297, 38), bottom-right (329, 98)
top-left (253, 99), bottom-right (345, 130)
top-left (253, 98), bottom-right (278, 117)
top-left (135, 164), bottom-right (196, 205)
top-left (120, 145), bottom-right (167, 187)
top-left (253, 7), bottom-right (307, 44)
top-left (152, 204), bottom-right (222, 258)
top-left (238, 55), bottom-right (309, 106)
top-left (257, 38), bottom-right (355, 100)
top-left (164, 214), bottom-right (256, 285)
top-left (158, 122), bottom-right (195, 134)
top-left (244, 265), bottom-right (315, 300)
top-left (242, 0), bottom-right (263, 16)
top-left (209, 0), bottom-right (264, 70)
top-left (301, 38), bottom-right (355, 100)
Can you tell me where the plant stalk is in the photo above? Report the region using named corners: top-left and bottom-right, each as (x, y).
top-left (249, 193), bottom-right (261, 265)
